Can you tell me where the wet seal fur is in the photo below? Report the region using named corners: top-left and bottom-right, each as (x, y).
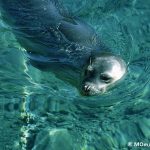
top-left (0, 0), bottom-right (127, 95)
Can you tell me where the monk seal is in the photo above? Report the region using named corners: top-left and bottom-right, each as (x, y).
top-left (0, 0), bottom-right (127, 96)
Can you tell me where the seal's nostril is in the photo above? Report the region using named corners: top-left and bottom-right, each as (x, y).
top-left (84, 85), bottom-right (91, 93)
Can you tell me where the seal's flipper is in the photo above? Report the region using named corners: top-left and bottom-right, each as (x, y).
top-left (58, 17), bottom-right (97, 47)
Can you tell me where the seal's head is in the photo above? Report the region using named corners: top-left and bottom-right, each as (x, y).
top-left (81, 52), bottom-right (126, 96)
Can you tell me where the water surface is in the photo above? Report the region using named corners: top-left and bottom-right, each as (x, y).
top-left (0, 0), bottom-right (150, 149)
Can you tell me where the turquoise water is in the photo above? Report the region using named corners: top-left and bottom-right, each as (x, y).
top-left (0, 0), bottom-right (150, 150)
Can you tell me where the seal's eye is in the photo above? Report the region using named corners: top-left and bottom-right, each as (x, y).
top-left (100, 74), bottom-right (112, 83)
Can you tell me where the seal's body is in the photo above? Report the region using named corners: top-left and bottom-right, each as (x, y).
top-left (0, 0), bottom-right (100, 66)
top-left (0, 0), bottom-right (126, 95)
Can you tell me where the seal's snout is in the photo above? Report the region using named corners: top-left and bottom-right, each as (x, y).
top-left (83, 84), bottom-right (91, 95)
top-left (82, 83), bottom-right (92, 96)
top-left (82, 82), bottom-right (105, 96)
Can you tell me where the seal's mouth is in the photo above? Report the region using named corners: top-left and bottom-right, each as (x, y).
top-left (81, 83), bottom-right (106, 96)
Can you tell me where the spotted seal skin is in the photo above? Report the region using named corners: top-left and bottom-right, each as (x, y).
top-left (0, 0), bottom-right (127, 96)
